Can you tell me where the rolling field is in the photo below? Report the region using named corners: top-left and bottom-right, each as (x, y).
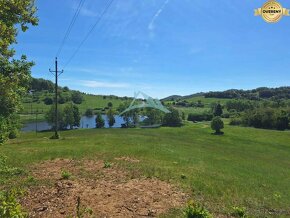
top-left (22, 93), bottom-right (128, 114)
top-left (1, 122), bottom-right (290, 217)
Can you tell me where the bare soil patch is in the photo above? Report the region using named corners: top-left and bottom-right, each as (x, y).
top-left (21, 158), bottom-right (187, 217)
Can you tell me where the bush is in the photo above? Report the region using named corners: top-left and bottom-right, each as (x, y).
top-left (276, 113), bottom-right (289, 130)
top-left (229, 117), bottom-right (242, 126)
top-left (95, 113), bottom-right (105, 128)
top-left (107, 109), bottom-right (115, 128)
top-left (221, 112), bottom-right (230, 118)
top-left (43, 97), bottom-right (53, 105)
top-left (242, 108), bottom-right (289, 130)
top-left (162, 108), bottom-right (182, 127)
top-left (71, 91), bottom-right (83, 104)
top-left (187, 112), bottom-right (213, 122)
top-left (211, 116), bottom-right (224, 134)
top-left (184, 201), bottom-right (212, 218)
top-left (0, 189), bottom-right (27, 218)
top-left (213, 103), bottom-right (223, 116)
top-left (0, 155), bottom-right (23, 176)
top-left (85, 109), bottom-right (94, 117)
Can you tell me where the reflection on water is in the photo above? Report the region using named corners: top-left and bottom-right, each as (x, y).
top-left (21, 115), bottom-right (125, 132)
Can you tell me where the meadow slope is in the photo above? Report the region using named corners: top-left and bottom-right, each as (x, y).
top-left (1, 123), bottom-right (290, 217)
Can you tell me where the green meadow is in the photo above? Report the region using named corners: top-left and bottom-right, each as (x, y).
top-left (1, 122), bottom-right (290, 217)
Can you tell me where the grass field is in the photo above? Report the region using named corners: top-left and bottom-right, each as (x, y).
top-left (1, 122), bottom-right (290, 217)
top-left (22, 93), bottom-right (128, 114)
top-left (20, 92), bottom-right (131, 123)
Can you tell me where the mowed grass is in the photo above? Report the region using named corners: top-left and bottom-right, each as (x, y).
top-left (1, 123), bottom-right (290, 217)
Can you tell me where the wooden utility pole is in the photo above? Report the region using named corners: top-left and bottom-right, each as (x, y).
top-left (49, 57), bottom-right (63, 139)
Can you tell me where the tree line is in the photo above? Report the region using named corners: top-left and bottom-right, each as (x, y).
top-left (204, 87), bottom-right (290, 100)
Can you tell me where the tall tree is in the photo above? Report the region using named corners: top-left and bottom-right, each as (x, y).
top-left (95, 113), bottom-right (105, 128)
top-left (211, 116), bottom-right (224, 134)
top-left (106, 108), bottom-right (115, 128)
top-left (0, 0), bottom-right (38, 143)
top-left (214, 103), bottom-right (223, 117)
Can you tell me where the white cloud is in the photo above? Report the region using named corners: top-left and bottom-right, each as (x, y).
top-left (80, 80), bottom-right (129, 88)
top-left (148, 0), bottom-right (170, 31)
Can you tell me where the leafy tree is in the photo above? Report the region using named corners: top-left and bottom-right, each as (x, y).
top-left (0, 0), bottom-right (38, 143)
top-left (43, 97), bottom-right (53, 105)
top-left (46, 104), bottom-right (80, 130)
top-left (188, 112), bottom-right (213, 122)
top-left (85, 109), bottom-right (94, 117)
top-left (242, 108), bottom-right (289, 131)
top-left (0, 0), bottom-right (38, 57)
top-left (72, 104), bottom-right (81, 127)
top-left (58, 94), bottom-right (66, 104)
top-left (213, 103), bottom-right (223, 117)
top-left (106, 109), bottom-right (115, 128)
top-left (31, 78), bottom-right (54, 92)
top-left (63, 104), bottom-right (81, 129)
top-left (45, 106), bottom-right (66, 130)
top-left (63, 86), bottom-right (69, 92)
top-left (71, 91), bottom-right (83, 104)
top-left (63, 104), bottom-right (74, 129)
top-left (107, 102), bottom-right (113, 108)
top-left (118, 102), bottom-right (133, 127)
top-left (162, 107), bottom-right (182, 127)
top-left (211, 116), bottom-right (224, 134)
top-left (95, 113), bottom-right (105, 128)
top-left (146, 108), bottom-right (162, 125)
top-left (276, 112), bottom-right (289, 131)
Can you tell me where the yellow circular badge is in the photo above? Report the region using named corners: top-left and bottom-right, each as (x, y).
top-left (261, 1), bottom-right (283, 23)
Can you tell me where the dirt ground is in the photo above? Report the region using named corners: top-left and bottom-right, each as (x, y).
top-left (21, 158), bottom-right (188, 218)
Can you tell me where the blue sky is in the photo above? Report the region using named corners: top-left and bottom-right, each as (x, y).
top-left (14, 0), bottom-right (290, 98)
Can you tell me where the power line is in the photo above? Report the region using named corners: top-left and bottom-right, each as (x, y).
top-left (56, 0), bottom-right (86, 57)
top-left (64, 0), bottom-right (115, 69)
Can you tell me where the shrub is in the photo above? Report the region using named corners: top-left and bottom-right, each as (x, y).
top-left (276, 113), bottom-right (289, 130)
top-left (187, 112), bottom-right (213, 122)
top-left (95, 113), bottom-right (105, 128)
top-left (184, 201), bottom-right (212, 218)
top-left (162, 108), bottom-right (182, 127)
top-left (242, 108), bottom-right (289, 130)
top-left (71, 92), bottom-right (83, 104)
top-left (0, 189), bottom-right (27, 218)
top-left (43, 97), bottom-right (53, 105)
top-left (0, 155), bottom-right (23, 176)
top-left (213, 103), bottom-right (223, 116)
top-left (107, 109), bottom-right (115, 128)
top-left (211, 116), bottom-right (224, 134)
top-left (229, 117), bottom-right (242, 126)
top-left (221, 112), bottom-right (230, 118)
top-left (85, 109), bottom-right (94, 117)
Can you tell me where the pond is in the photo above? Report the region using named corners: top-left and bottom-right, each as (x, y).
top-left (21, 115), bottom-right (127, 132)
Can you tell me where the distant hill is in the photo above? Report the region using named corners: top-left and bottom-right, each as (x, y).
top-left (162, 87), bottom-right (290, 101)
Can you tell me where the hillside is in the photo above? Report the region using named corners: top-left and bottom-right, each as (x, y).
top-left (162, 86), bottom-right (290, 101)
top-left (22, 78), bottom-right (132, 115)
top-left (2, 122), bottom-right (290, 217)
